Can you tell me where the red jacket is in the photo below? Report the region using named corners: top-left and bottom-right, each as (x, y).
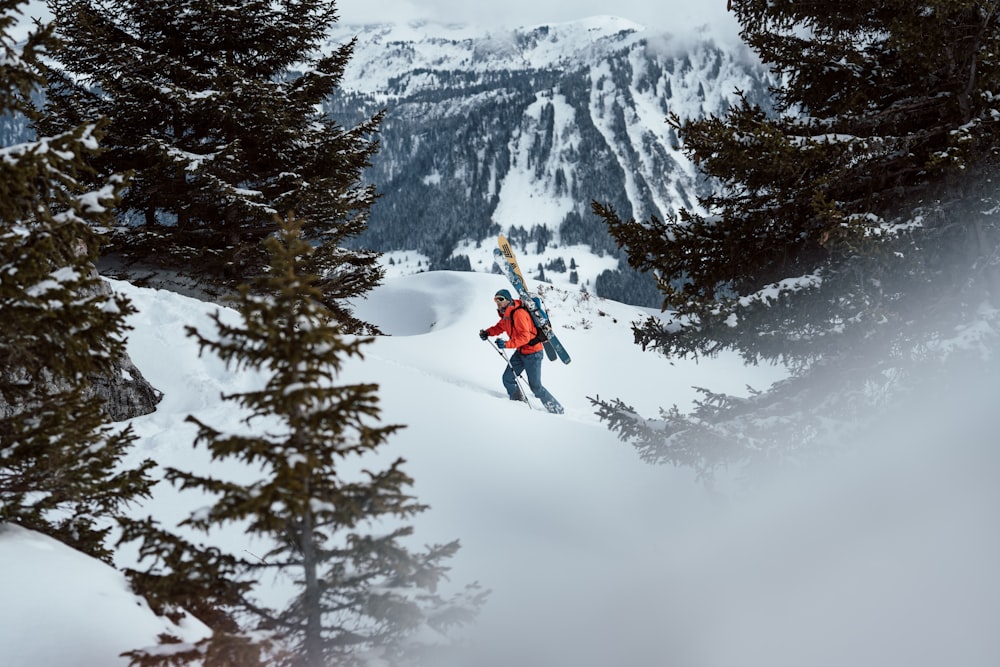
top-left (486, 300), bottom-right (544, 354)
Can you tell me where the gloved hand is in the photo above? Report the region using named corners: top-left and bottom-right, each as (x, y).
top-left (479, 329), bottom-right (489, 340)
top-left (495, 338), bottom-right (506, 350)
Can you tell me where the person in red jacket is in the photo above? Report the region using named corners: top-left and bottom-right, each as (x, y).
top-left (479, 289), bottom-right (564, 414)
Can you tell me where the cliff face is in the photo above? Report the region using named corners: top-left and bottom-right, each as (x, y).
top-left (86, 275), bottom-right (162, 422)
top-left (0, 272), bottom-right (161, 424)
top-left (1, 357), bottom-right (160, 424)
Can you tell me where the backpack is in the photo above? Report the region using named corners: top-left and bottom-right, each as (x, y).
top-left (511, 302), bottom-right (549, 347)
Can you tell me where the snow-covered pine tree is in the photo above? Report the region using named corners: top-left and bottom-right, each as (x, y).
top-left (41, 0), bottom-right (384, 330)
top-left (0, 0), bottom-right (154, 561)
top-left (124, 215), bottom-right (483, 667)
top-left (593, 0), bottom-right (1000, 471)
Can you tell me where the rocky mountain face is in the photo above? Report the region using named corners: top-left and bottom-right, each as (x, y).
top-left (0, 269), bottom-right (162, 423)
top-left (324, 17), bottom-right (774, 304)
top-left (84, 274), bottom-right (163, 421)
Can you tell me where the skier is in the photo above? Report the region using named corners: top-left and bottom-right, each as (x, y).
top-left (479, 289), bottom-right (564, 414)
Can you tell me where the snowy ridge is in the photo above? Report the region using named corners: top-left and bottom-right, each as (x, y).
top-left (328, 16), bottom-right (648, 94)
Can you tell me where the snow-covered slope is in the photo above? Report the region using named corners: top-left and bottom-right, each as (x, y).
top-left (4, 271), bottom-right (999, 666)
top-left (0, 524), bottom-right (208, 667)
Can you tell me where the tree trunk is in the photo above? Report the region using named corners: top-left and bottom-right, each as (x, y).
top-left (300, 480), bottom-right (324, 667)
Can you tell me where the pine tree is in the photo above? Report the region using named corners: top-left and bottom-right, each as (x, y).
top-left (0, 0), bottom-right (154, 560)
top-left (124, 215), bottom-right (483, 667)
top-left (593, 1), bottom-right (1000, 470)
top-left (41, 0), bottom-right (384, 330)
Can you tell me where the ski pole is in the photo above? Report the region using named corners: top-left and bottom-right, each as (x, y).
top-left (484, 338), bottom-right (534, 409)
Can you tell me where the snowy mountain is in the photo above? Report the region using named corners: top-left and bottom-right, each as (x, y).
top-left (3, 270), bottom-right (998, 667)
top-left (320, 18), bottom-right (773, 305)
top-left (2, 11), bottom-right (771, 305)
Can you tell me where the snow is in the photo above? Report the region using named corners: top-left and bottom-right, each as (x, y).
top-left (3, 7), bottom-right (999, 663)
top-left (327, 17), bottom-right (648, 94)
top-left (0, 524), bottom-right (208, 667)
top-left (492, 93), bottom-right (580, 234)
top-left (3, 268), bottom-right (999, 666)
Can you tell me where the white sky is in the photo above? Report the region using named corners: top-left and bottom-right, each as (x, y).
top-left (336, 0), bottom-right (741, 39)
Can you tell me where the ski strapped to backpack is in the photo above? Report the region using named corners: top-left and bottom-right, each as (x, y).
top-left (494, 235), bottom-right (571, 364)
